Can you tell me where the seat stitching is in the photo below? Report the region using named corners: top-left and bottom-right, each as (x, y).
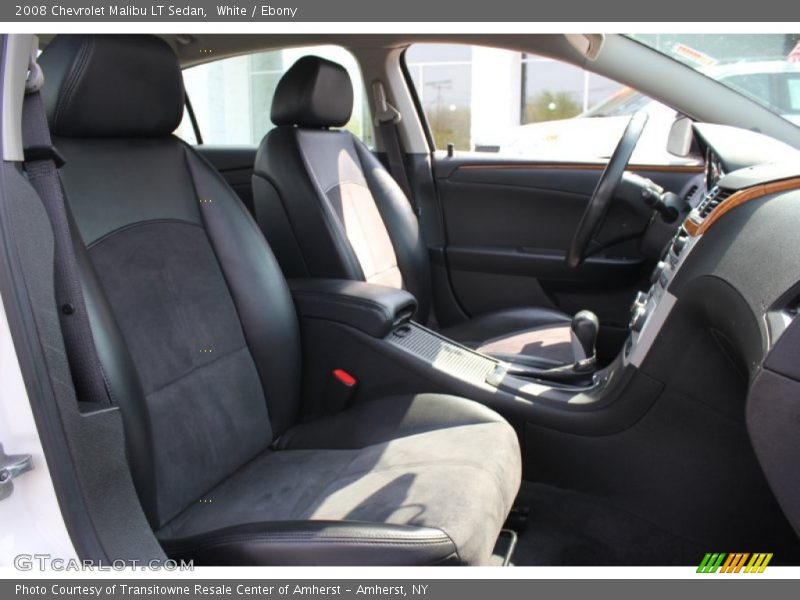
top-left (250, 171), bottom-right (312, 276)
top-left (331, 168), bottom-right (400, 282)
top-left (145, 345), bottom-right (249, 397)
top-left (55, 36), bottom-right (93, 129)
top-left (87, 218), bottom-right (203, 250)
top-left (322, 180), bottom-right (369, 195)
top-left (367, 263), bottom-right (402, 280)
top-left (294, 131), bottom-right (366, 280)
top-left (350, 141), bottom-right (408, 292)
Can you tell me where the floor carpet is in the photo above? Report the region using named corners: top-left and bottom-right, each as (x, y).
top-left (509, 482), bottom-right (708, 566)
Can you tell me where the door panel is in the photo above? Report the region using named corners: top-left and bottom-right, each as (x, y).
top-left (195, 145), bottom-right (257, 214)
top-left (432, 155), bottom-right (701, 327)
top-left (445, 246), bottom-right (645, 285)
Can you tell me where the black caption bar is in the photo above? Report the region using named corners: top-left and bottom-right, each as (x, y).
top-left (5, 579), bottom-right (800, 600)
top-left (2, 0), bottom-right (799, 22)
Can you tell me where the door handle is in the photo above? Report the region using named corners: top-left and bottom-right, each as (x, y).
top-left (0, 443), bottom-right (33, 502)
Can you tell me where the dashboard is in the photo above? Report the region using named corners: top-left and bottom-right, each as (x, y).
top-left (624, 123), bottom-right (800, 377)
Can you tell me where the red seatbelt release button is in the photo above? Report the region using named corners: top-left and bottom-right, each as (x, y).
top-left (332, 369), bottom-right (357, 387)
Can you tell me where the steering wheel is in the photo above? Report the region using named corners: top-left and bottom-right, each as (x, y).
top-left (566, 111), bottom-right (649, 268)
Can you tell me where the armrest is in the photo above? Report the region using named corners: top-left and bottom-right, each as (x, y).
top-left (289, 279), bottom-right (417, 338)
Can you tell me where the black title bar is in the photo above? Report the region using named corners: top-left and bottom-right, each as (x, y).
top-left (3, 1), bottom-right (800, 22)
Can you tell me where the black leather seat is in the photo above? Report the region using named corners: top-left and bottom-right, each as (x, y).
top-left (253, 55), bottom-right (576, 367)
top-left (39, 35), bottom-right (521, 566)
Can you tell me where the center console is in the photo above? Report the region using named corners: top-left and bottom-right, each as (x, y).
top-left (290, 277), bottom-right (614, 403)
top-left (292, 158), bottom-right (797, 431)
top-left (289, 277), bottom-right (659, 436)
top-left (386, 321), bottom-right (611, 402)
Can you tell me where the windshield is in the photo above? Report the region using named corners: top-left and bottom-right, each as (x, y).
top-left (628, 34), bottom-right (800, 126)
top-left (582, 87), bottom-right (651, 117)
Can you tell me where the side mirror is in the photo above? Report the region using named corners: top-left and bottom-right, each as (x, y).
top-left (667, 116), bottom-right (694, 157)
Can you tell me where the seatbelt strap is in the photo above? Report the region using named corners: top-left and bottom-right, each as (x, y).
top-left (372, 81), bottom-right (420, 216)
top-left (21, 51), bottom-right (111, 408)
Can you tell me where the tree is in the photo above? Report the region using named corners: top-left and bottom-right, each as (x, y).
top-left (524, 91), bottom-right (581, 124)
top-left (427, 105), bottom-right (472, 150)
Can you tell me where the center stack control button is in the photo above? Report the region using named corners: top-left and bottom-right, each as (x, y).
top-left (630, 305), bottom-right (648, 332)
top-left (651, 261), bottom-right (668, 285)
top-left (672, 235), bottom-right (688, 255)
top-left (631, 291), bottom-right (648, 312)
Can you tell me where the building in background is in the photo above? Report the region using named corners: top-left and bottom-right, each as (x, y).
top-left (406, 35), bottom-right (800, 152)
top-left (176, 35), bottom-right (799, 155)
top-left (178, 45), bottom-right (374, 147)
top-left (405, 44), bottom-right (625, 151)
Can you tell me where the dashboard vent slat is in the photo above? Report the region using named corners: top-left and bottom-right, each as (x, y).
top-left (697, 186), bottom-right (733, 219)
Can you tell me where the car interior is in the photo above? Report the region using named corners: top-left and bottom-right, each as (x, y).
top-left (1, 32), bottom-right (800, 566)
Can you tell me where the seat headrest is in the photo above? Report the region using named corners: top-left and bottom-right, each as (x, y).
top-left (271, 56), bottom-right (354, 128)
top-left (39, 35), bottom-right (184, 138)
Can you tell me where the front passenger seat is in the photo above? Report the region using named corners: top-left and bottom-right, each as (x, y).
top-left (253, 56), bottom-right (576, 366)
top-left (38, 34), bottom-right (521, 566)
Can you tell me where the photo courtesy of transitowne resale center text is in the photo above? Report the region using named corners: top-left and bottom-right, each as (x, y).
top-left (1, 0), bottom-right (800, 597)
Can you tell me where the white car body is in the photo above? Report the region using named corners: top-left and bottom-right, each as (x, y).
top-left (0, 294), bottom-right (77, 566)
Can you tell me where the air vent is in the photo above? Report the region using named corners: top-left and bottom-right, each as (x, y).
top-left (697, 186), bottom-right (734, 219)
top-left (684, 184), bottom-right (699, 200)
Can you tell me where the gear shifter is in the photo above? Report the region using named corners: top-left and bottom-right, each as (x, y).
top-left (570, 310), bottom-right (599, 372)
top-left (503, 309), bottom-right (600, 385)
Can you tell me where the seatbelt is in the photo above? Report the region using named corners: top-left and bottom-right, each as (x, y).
top-left (21, 50), bottom-right (111, 408)
top-left (372, 81), bottom-right (420, 216)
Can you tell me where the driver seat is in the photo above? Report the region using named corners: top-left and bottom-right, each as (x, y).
top-left (253, 56), bottom-right (575, 366)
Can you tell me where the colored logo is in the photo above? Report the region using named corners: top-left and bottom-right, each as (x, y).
top-left (697, 553), bottom-right (773, 573)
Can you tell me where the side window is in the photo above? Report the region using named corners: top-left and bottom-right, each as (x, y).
top-left (176, 45), bottom-right (374, 147)
top-left (405, 43), bottom-right (691, 165)
top-left (788, 74), bottom-right (800, 114)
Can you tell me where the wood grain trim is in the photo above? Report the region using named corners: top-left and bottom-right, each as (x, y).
top-left (687, 177), bottom-right (800, 236)
top-left (683, 215), bottom-right (703, 237)
top-left (455, 163), bottom-right (705, 174)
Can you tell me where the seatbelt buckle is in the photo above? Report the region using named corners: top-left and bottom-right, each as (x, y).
top-left (23, 145), bottom-right (66, 168)
top-left (325, 368), bottom-right (358, 412)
